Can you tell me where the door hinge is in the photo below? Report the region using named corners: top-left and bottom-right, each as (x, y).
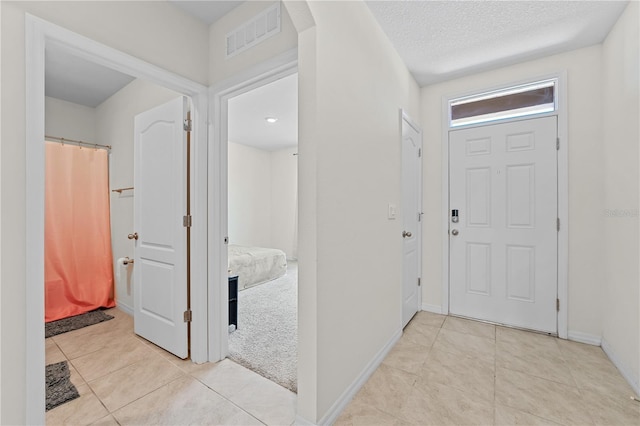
top-left (224, 236), bottom-right (229, 244)
top-left (556, 298), bottom-right (560, 312)
top-left (418, 148), bottom-right (422, 157)
top-left (418, 212), bottom-right (423, 222)
top-left (418, 277), bottom-right (421, 287)
top-left (183, 310), bottom-right (192, 322)
top-left (183, 215), bottom-right (192, 227)
top-left (556, 137), bottom-right (560, 150)
top-left (557, 218), bottom-right (560, 231)
top-left (183, 118), bottom-right (192, 132)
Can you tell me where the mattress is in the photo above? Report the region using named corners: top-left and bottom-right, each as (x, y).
top-left (228, 245), bottom-right (287, 290)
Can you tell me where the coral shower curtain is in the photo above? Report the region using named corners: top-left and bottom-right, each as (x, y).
top-left (45, 142), bottom-right (115, 322)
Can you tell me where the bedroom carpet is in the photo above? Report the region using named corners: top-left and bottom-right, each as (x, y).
top-left (228, 261), bottom-right (297, 393)
top-left (45, 310), bottom-right (114, 338)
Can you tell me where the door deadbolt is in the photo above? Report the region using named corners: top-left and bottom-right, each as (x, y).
top-left (128, 232), bottom-right (139, 240)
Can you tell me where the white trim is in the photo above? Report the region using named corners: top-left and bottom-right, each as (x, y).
top-left (441, 72), bottom-right (568, 338)
top-left (294, 415), bottom-right (317, 426)
top-left (556, 70), bottom-right (569, 340)
top-left (115, 301), bottom-right (134, 316)
top-left (440, 94), bottom-right (450, 315)
top-left (602, 338), bottom-right (640, 397)
top-left (25, 15), bottom-right (209, 423)
top-left (421, 303), bottom-right (444, 315)
top-left (567, 330), bottom-right (602, 346)
top-left (208, 49), bottom-right (298, 362)
top-left (316, 329), bottom-right (402, 426)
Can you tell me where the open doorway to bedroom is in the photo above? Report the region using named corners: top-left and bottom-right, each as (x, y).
top-left (226, 73), bottom-right (299, 392)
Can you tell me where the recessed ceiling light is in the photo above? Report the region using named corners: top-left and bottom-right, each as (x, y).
top-left (265, 117), bottom-right (278, 124)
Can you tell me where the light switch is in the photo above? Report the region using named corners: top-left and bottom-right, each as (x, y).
top-left (388, 204), bottom-right (397, 220)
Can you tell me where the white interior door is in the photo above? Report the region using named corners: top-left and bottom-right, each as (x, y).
top-left (449, 116), bottom-right (558, 333)
top-left (402, 114), bottom-right (422, 328)
top-left (133, 96), bottom-right (189, 358)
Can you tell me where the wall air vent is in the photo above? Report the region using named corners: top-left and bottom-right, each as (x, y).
top-left (226, 2), bottom-right (281, 59)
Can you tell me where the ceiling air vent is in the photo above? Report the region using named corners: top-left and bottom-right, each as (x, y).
top-left (226, 2), bottom-right (281, 59)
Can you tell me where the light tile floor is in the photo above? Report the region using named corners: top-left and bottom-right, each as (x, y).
top-left (45, 308), bottom-right (296, 425)
top-left (336, 312), bottom-right (640, 426)
top-left (46, 309), bottom-right (639, 425)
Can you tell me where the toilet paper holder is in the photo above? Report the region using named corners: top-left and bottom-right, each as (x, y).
top-left (123, 257), bottom-right (134, 265)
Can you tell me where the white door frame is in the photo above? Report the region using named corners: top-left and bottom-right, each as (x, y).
top-left (25, 15), bottom-right (209, 423)
top-left (208, 49), bottom-right (298, 362)
top-left (440, 72), bottom-right (568, 338)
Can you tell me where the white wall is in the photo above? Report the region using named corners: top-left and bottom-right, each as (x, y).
top-left (420, 46), bottom-right (605, 338)
top-left (45, 97), bottom-right (96, 142)
top-left (228, 143), bottom-right (298, 259)
top-left (601, 1), bottom-right (640, 393)
top-left (271, 146), bottom-right (298, 259)
top-left (96, 79), bottom-right (181, 313)
top-left (228, 142), bottom-right (273, 249)
top-left (0, 1), bottom-right (208, 422)
top-left (293, 1), bottom-right (421, 421)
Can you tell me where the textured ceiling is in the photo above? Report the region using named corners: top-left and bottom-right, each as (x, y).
top-left (366, 0), bottom-right (629, 86)
top-left (228, 73), bottom-right (298, 151)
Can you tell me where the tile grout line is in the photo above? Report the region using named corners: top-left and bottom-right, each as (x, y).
top-left (191, 373), bottom-right (268, 425)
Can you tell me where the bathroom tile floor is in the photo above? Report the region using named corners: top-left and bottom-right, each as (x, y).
top-left (46, 309), bottom-right (639, 425)
top-left (45, 308), bottom-right (296, 425)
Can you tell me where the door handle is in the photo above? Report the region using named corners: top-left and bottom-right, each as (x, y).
top-left (451, 229), bottom-right (459, 236)
top-left (128, 232), bottom-right (139, 240)
top-left (402, 231), bottom-right (412, 238)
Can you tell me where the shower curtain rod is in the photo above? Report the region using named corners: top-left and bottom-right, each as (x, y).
top-left (45, 135), bottom-right (112, 151)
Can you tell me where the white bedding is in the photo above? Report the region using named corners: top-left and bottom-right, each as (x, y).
top-left (228, 245), bottom-right (287, 290)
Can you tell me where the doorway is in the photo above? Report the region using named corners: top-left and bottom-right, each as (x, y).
top-left (208, 50), bottom-right (298, 365)
top-left (26, 15), bottom-right (209, 421)
top-left (209, 57), bottom-right (299, 391)
top-left (448, 116), bottom-right (558, 333)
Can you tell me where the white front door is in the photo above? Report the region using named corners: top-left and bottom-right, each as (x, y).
top-left (449, 116), bottom-right (558, 333)
top-left (402, 113), bottom-right (422, 328)
top-left (133, 97), bottom-right (189, 358)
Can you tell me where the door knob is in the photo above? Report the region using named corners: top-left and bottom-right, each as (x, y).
top-left (451, 229), bottom-right (459, 236)
top-left (128, 232), bottom-right (138, 240)
top-left (402, 231), bottom-right (412, 238)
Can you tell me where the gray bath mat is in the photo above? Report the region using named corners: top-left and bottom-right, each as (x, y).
top-left (45, 310), bottom-right (114, 338)
top-left (46, 361), bottom-right (79, 411)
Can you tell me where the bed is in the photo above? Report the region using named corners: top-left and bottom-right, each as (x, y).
top-left (228, 245), bottom-right (287, 290)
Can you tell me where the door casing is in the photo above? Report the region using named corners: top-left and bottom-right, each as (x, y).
top-left (440, 73), bottom-right (569, 338)
top-left (208, 49), bottom-right (298, 362)
top-left (25, 15), bottom-right (209, 423)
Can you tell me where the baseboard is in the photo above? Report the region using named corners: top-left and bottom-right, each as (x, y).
top-left (115, 301), bottom-right (133, 316)
top-left (294, 415), bottom-right (316, 426)
top-left (601, 337), bottom-right (640, 397)
top-left (421, 303), bottom-right (443, 315)
top-left (314, 329), bottom-right (402, 426)
top-left (567, 330), bottom-right (601, 346)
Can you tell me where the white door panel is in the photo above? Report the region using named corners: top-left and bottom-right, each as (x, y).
top-left (402, 115), bottom-right (422, 328)
top-left (449, 116), bottom-right (558, 333)
top-left (134, 97), bottom-right (189, 358)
